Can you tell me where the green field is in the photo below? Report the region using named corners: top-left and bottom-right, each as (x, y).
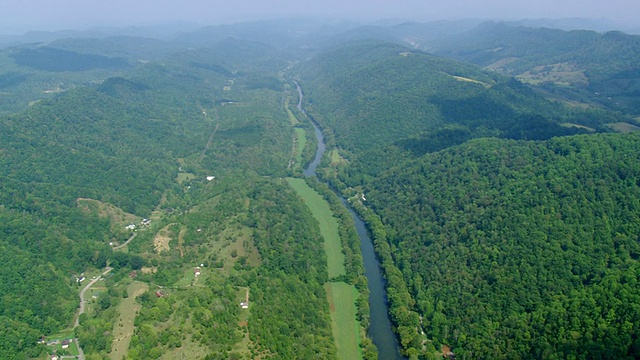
top-left (326, 282), bottom-right (362, 360)
top-left (285, 97), bottom-right (299, 125)
top-left (176, 172), bottom-right (196, 185)
top-left (286, 177), bottom-right (345, 278)
top-left (288, 177), bottom-right (361, 359)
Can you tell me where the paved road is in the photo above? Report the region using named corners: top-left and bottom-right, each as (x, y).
top-left (72, 267), bottom-right (112, 360)
top-left (74, 267), bottom-right (113, 328)
top-left (113, 233), bottom-right (137, 250)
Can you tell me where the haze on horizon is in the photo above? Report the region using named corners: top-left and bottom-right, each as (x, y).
top-left (2, 0), bottom-right (639, 33)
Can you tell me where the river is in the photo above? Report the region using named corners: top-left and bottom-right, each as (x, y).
top-left (296, 83), bottom-right (404, 360)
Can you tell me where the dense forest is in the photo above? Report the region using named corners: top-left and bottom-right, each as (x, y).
top-left (297, 34), bottom-right (640, 359)
top-left (0, 29), bottom-right (349, 359)
top-left (365, 134), bottom-right (640, 358)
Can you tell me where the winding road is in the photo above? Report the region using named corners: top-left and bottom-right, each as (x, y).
top-left (75, 267), bottom-right (112, 327)
top-left (70, 267), bottom-right (112, 360)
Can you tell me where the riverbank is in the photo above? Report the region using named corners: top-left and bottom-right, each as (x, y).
top-left (294, 80), bottom-right (404, 360)
top-left (287, 177), bottom-right (362, 360)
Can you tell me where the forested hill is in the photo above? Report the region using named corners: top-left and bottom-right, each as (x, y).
top-left (299, 40), bottom-right (623, 157)
top-left (362, 134), bottom-right (640, 358)
top-left (298, 38), bottom-right (640, 359)
top-left (0, 41), bottom-right (295, 357)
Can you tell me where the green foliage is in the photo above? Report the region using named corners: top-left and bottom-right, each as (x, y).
top-left (363, 134), bottom-right (640, 358)
top-left (432, 22), bottom-right (640, 114)
top-left (300, 40), bottom-right (606, 163)
top-left (246, 179), bottom-right (337, 359)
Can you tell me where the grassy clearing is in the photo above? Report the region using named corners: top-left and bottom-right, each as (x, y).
top-left (76, 198), bottom-right (139, 234)
top-left (559, 123), bottom-right (596, 132)
top-left (176, 172), bottom-right (196, 185)
top-left (174, 266), bottom-right (198, 287)
top-left (286, 178), bottom-right (345, 278)
top-left (451, 75), bottom-right (492, 88)
top-left (330, 149), bottom-right (349, 167)
top-left (110, 281), bottom-right (148, 360)
top-left (326, 282), bottom-right (362, 360)
top-left (607, 122), bottom-right (640, 133)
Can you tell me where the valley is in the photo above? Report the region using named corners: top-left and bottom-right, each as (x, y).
top-left (1, 17), bottom-right (640, 360)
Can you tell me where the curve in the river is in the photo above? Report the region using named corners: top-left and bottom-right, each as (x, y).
top-left (296, 82), bottom-right (404, 360)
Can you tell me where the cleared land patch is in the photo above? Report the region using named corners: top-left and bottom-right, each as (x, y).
top-left (153, 224), bottom-right (176, 254)
top-left (451, 75), bottom-right (492, 88)
top-left (77, 198), bottom-right (139, 233)
top-left (559, 123), bottom-right (596, 132)
top-left (517, 62), bottom-right (589, 86)
top-left (329, 149), bottom-right (348, 167)
top-left (287, 178), bottom-right (345, 278)
top-left (176, 172), bottom-right (196, 185)
top-left (607, 122), bottom-right (640, 133)
top-left (110, 281), bottom-right (148, 360)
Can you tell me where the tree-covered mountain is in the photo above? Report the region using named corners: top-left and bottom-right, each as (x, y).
top-left (362, 134), bottom-right (640, 358)
top-left (296, 38), bottom-right (640, 359)
top-left (0, 37), bottom-right (316, 358)
top-left (298, 40), bottom-right (628, 182)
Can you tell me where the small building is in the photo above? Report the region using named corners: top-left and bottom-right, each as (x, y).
top-left (61, 339), bottom-right (71, 349)
top-left (240, 302), bottom-right (249, 309)
top-left (194, 267), bottom-right (201, 277)
top-left (125, 224), bottom-right (136, 230)
top-left (51, 355), bottom-right (59, 360)
top-left (141, 219), bottom-right (151, 226)
top-left (206, 176), bottom-right (215, 181)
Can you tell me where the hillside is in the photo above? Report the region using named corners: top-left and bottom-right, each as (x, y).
top-left (429, 22), bottom-right (640, 114)
top-left (0, 36), bottom-right (340, 359)
top-left (298, 40), bottom-right (630, 184)
top-left (296, 38), bottom-right (640, 359)
top-left (362, 134), bottom-right (640, 358)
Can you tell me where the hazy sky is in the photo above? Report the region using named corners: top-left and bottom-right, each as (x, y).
top-left (2, 0), bottom-right (639, 32)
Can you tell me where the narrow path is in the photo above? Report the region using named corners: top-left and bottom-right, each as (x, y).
top-left (113, 233), bottom-right (137, 250)
top-left (198, 109), bottom-right (220, 162)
